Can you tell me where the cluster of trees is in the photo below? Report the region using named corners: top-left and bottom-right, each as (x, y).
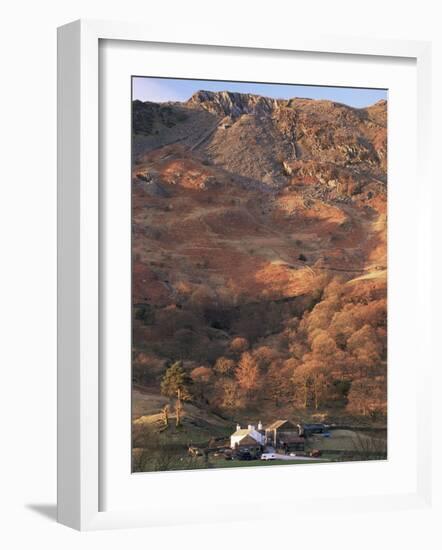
top-left (148, 277), bottom-right (387, 421)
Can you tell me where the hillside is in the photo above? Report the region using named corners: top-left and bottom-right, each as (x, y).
top-left (131, 90), bottom-right (387, 469)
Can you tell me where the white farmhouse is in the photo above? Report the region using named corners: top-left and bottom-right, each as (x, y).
top-left (230, 422), bottom-right (265, 450)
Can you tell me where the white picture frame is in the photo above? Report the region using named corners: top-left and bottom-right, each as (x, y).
top-left (57, 19), bottom-right (432, 531)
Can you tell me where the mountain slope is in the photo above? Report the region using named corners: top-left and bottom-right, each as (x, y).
top-left (131, 90), bottom-right (388, 448)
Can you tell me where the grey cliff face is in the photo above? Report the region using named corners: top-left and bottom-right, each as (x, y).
top-left (188, 90), bottom-right (280, 117)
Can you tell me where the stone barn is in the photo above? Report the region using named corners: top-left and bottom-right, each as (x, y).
top-left (265, 420), bottom-right (299, 448)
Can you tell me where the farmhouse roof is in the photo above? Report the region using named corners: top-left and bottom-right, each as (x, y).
top-left (232, 428), bottom-right (253, 437)
top-left (266, 419), bottom-right (296, 431)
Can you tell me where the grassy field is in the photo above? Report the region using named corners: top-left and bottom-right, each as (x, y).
top-left (304, 429), bottom-right (387, 460)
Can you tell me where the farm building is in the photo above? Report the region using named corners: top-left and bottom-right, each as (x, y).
top-left (230, 422), bottom-right (265, 450)
top-left (265, 419), bottom-right (299, 447)
top-left (302, 423), bottom-right (327, 436)
top-left (230, 420), bottom-right (306, 453)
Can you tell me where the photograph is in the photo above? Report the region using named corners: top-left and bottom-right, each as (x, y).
top-left (131, 76), bottom-right (388, 473)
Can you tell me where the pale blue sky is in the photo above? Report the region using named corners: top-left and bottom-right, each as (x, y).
top-left (132, 77), bottom-right (387, 109)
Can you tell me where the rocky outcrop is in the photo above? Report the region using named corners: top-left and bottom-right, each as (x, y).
top-left (187, 90), bottom-right (279, 118)
top-left (134, 171), bottom-right (170, 198)
top-left (133, 91), bottom-right (387, 198)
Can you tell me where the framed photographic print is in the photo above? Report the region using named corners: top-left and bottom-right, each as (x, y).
top-left (57, 19), bottom-right (432, 530)
top-left (130, 75), bottom-right (389, 474)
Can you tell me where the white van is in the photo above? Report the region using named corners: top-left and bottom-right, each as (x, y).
top-left (261, 453), bottom-right (276, 461)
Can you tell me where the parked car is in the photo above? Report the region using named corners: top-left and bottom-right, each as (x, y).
top-left (236, 451), bottom-right (253, 461)
top-left (261, 453), bottom-right (277, 461)
top-left (310, 449), bottom-right (322, 458)
top-left (289, 452), bottom-right (297, 457)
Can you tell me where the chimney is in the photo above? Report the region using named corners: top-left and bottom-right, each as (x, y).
top-left (248, 424), bottom-right (252, 430)
top-left (236, 423), bottom-right (241, 431)
top-left (258, 420), bottom-right (263, 431)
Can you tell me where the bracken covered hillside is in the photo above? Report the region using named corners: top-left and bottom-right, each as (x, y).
top-left (131, 90), bottom-right (387, 457)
